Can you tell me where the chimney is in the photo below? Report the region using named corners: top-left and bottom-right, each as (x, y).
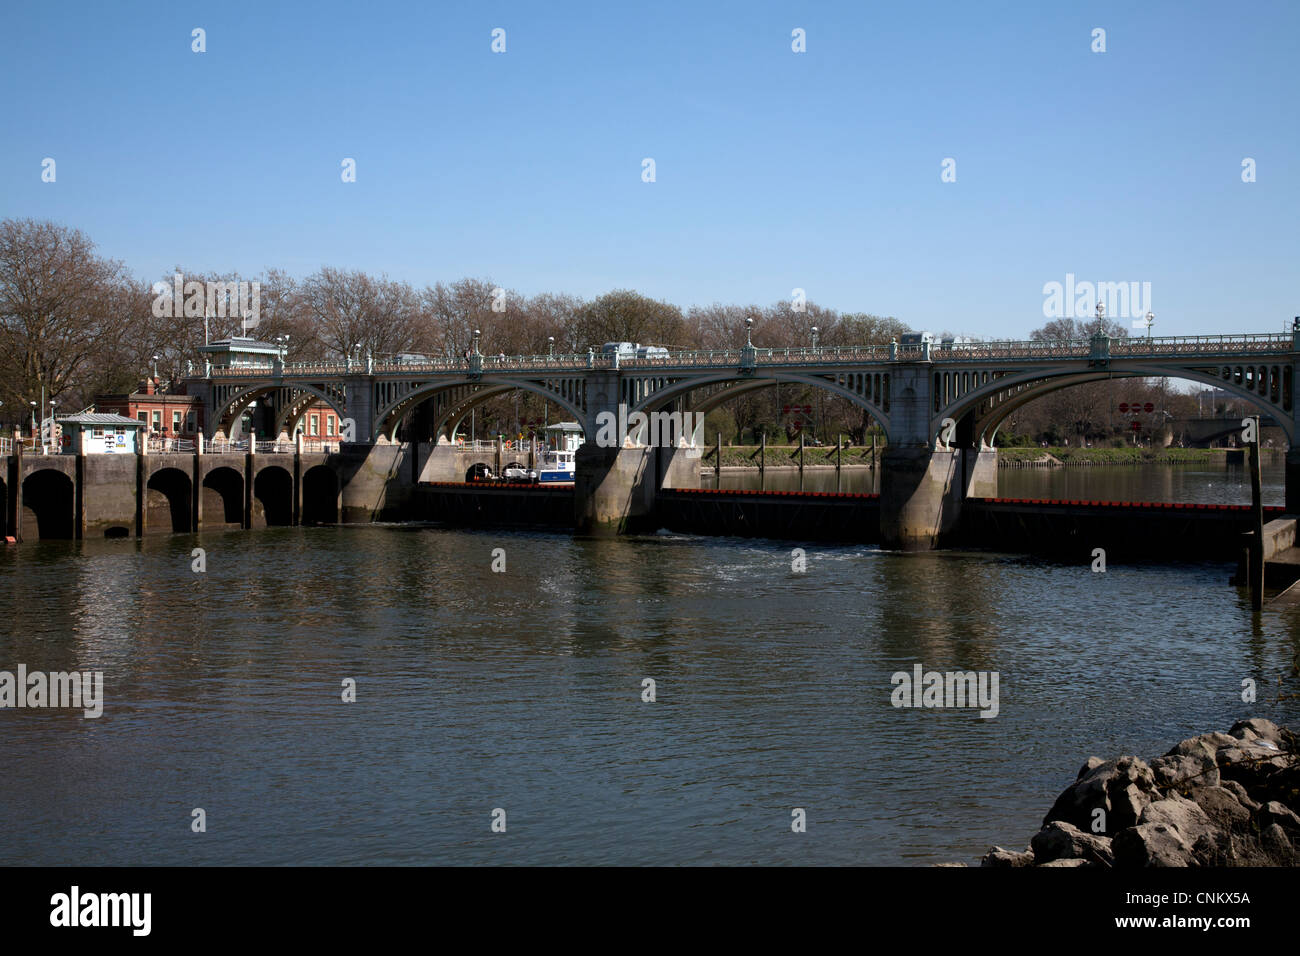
top-left (142, 377), bottom-right (155, 396)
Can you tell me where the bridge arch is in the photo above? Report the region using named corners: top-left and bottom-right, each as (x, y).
top-left (940, 362), bottom-right (1295, 447)
top-left (212, 383), bottom-right (346, 439)
top-left (629, 371), bottom-right (892, 440)
top-left (146, 467), bottom-right (193, 533)
top-left (375, 378), bottom-right (586, 442)
top-left (201, 466), bottom-right (244, 528)
top-left (252, 465), bottom-right (293, 527)
top-left (302, 465), bottom-right (339, 524)
top-left (22, 469), bottom-right (75, 540)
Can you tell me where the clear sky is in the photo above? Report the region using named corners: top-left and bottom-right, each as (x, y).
top-left (2, 0), bottom-right (1296, 339)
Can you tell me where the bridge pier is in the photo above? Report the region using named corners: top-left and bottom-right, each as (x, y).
top-left (573, 444), bottom-right (657, 535)
top-left (1287, 448), bottom-right (1300, 514)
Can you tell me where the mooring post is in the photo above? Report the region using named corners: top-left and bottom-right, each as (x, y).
top-left (871, 433), bottom-right (878, 492)
top-left (759, 433), bottom-right (766, 491)
top-left (715, 430), bottom-right (722, 489)
top-left (1249, 416), bottom-right (1264, 610)
top-left (790, 434), bottom-right (800, 494)
top-left (836, 433), bottom-right (843, 493)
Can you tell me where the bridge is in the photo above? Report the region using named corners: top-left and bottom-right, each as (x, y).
top-left (187, 328), bottom-right (1300, 549)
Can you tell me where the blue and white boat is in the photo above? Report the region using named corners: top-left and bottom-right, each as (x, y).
top-left (538, 422), bottom-right (583, 484)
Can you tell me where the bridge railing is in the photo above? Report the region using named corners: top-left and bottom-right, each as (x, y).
top-left (200, 332), bottom-right (1295, 381)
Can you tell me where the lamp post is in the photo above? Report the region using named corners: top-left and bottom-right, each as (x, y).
top-left (29, 400), bottom-right (37, 438)
top-left (473, 329), bottom-right (481, 355)
top-left (152, 354), bottom-right (161, 381)
top-left (1144, 311), bottom-right (1155, 340)
top-left (744, 316), bottom-right (753, 348)
top-left (547, 335), bottom-right (554, 359)
top-left (811, 325), bottom-right (819, 352)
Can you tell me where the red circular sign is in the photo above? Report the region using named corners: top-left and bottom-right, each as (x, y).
top-left (1144, 403), bottom-right (1154, 413)
top-left (1118, 403), bottom-right (1129, 413)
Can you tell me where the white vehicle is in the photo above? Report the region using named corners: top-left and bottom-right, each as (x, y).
top-left (899, 332), bottom-right (935, 345)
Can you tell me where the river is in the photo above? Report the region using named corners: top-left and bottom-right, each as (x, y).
top-left (2, 461), bottom-right (1297, 865)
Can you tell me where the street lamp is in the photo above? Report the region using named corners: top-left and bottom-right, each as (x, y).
top-left (473, 329), bottom-right (481, 355)
top-left (547, 335), bottom-right (554, 358)
top-left (744, 316), bottom-right (754, 348)
top-left (811, 325), bottom-right (819, 352)
top-left (152, 354), bottom-right (161, 380)
top-left (1144, 312), bottom-right (1155, 339)
top-left (29, 400), bottom-right (37, 437)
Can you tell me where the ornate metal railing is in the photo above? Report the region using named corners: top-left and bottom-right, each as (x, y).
top-left (200, 332), bottom-right (1295, 380)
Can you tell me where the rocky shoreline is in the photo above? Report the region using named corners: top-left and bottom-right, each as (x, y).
top-left (976, 718), bottom-right (1299, 867)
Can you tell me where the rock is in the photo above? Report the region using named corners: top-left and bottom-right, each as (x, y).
top-left (1113, 823), bottom-right (1196, 867)
top-left (1260, 823), bottom-right (1293, 856)
top-left (1151, 753), bottom-right (1219, 790)
top-left (933, 862), bottom-right (967, 867)
top-left (1219, 779), bottom-right (1261, 811)
top-left (1030, 821), bottom-right (1114, 866)
top-left (1189, 786), bottom-right (1252, 829)
top-left (1140, 793), bottom-right (1216, 846)
top-left (1043, 756), bottom-right (1160, 835)
top-left (1216, 741), bottom-right (1291, 791)
top-left (1167, 733), bottom-right (1235, 760)
top-left (1261, 801), bottom-right (1300, 836)
top-left (1229, 718), bottom-right (1282, 744)
top-left (980, 846), bottom-right (1035, 868)
top-left (1038, 858), bottom-right (1090, 867)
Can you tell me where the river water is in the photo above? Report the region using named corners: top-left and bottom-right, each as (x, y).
top-left (2, 462), bottom-right (1297, 866)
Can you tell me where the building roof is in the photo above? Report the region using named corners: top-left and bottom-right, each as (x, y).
top-left (545, 421), bottom-right (584, 432)
top-left (57, 412), bottom-right (144, 427)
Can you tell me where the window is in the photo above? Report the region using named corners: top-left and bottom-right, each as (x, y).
top-left (152, 410), bottom-right (161, 430)
top-left (173, 411), bottom-right (182, 433)
top-left (93, 427), bottom-right (104, 438)
top-left (326, 415), bottom-right (335, 436)
top-left (310, 415), bottom-right (319, 436)
top-left (185, 411), bottom-right (196, 433)
top-left (137, 411), bottom-right (148, 424)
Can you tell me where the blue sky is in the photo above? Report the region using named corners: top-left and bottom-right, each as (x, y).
top-left (2, 0), bottom-right (1296, 339)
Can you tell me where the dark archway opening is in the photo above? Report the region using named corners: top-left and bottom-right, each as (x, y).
top-left (202, 467), bottom-right (244, 528)
top-left (104, 526), bottom-right (130, 539)
top-left (302, 466), bottom-right (339, 525)
top-left (21, 470), bottom-right (75, 540)
top-left (253, 467), bottom-right (293, 527)
top-left (146, 467), bottom-right (193, 533)
top-left (466, 462), bottom-right (494, 481)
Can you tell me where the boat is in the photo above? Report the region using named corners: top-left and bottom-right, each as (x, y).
top-left (537, 422), bottom-right (583, 484)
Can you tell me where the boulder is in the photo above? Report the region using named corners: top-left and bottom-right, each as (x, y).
top-left (1140, 793), bottom-right (1216, 846)
top-left (1038, 858), bottom-right (1090, 867)
top-left (1112, 823), bottom-right (1196, 867)
top-left (1167, 733), bottom-right (1235, 760)
top-left (1229, 718), bottom-right (1283, 744)
top-left (1150, 753), bottom-right (1219, 791)
top-left (1189, 786), bottom-right (1252, 829)
top-left (1043, 756), bottom-right (1159, 835)
top-left (1216, 740), bottom-right (1291, 792)
top-left (1218, 779), bottom-right (1261, 811)
top-left (980, 846), bottom-right (1035, 868)
top-left (1030, 821), bottom-right (1114, 867)
top-left (1261, 801), bottom-right (1300, 836)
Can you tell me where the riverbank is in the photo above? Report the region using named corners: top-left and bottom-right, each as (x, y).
top-left (973, 718), bottom-right (1299, 867)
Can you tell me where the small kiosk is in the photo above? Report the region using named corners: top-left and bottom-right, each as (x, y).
top-left (56, 413), bottom-right (143, 454)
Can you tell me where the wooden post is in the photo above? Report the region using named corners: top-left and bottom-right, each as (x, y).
top-left (871, 433), bottom-right (878, 493)
top-left (1249, 416), bottom-right (1264, 610)
top-left (836, 433), bottom-right (842, 494)
top-left (759, 432), bottom-right (766, 491)
top-left (790, 434), bottom-right (800, 494)
top-left (715, 430), bottom-right (722, 489)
